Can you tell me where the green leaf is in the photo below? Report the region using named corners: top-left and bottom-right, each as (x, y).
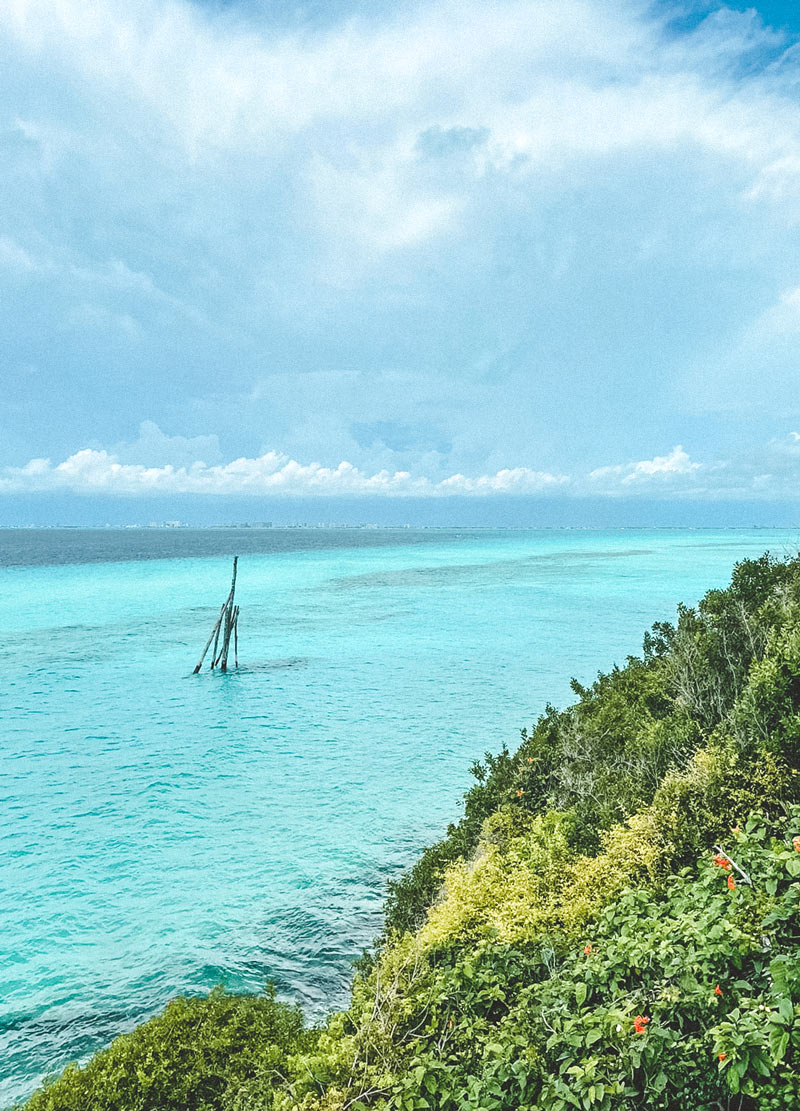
top-left (777, 996), bottom-right (794, 1023)
top-left (770, 1028), bottom-right (790, 1062)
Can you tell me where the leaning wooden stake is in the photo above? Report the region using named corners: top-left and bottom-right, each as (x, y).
top-left (194, 602), bottom-right (226, 674)
top-left (194, 557), bottom-right (240, 673)
top-left (219, 603), bottom-right (234, 672)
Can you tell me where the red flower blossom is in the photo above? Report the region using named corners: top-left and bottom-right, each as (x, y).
top-left (633, 1015), bottom-right (650, 1034)
top-left (718, 1052), bottom-right (727, 1062)
top-left (713, 853), bottom-right (731, 870)
top-left (516, 788), bottom-right (524, 798)
top-left (584, 944), bottom-right (592, 955)
top-left (714, 985), bottom-right (722, 996)
top-left (793, 835), bottom-right (800, 853)
top-left (727, 873), bottom-right (736, 891)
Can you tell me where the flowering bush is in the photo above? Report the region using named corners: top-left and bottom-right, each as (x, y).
top-left (338, 812), bottom-right (800, 1111)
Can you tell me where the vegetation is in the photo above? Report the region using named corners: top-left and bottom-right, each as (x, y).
top-left (18, 552), bottom-right (800, 1110)
top-left (19, 988), bottom-right (313, 1111)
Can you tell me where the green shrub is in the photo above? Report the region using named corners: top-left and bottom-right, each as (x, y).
top-left (18, 987), bottom-right (314, 1111)
top-left (384, 745), bottom-right (521, 937)
top-left (298, 810), bottom-right (800, 1111)
top-left (384, 552), bottom-right (800, 937)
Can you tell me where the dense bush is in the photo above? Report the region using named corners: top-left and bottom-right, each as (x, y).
top-left (17, 988), bottom-right (314, 1111)
top-left (384, 745), bottom-right (521, 937)
top-left (299, 811), bottom-right (800, 1111)
top-left (19, 551), bottom-right (800, 1111)
top-left (384, 551), bottom-right (800, 936)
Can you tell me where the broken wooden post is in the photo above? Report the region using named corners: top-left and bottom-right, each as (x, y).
top-left (219, 601), bottom-right (233, 672)
top-left (194, 557), bottom-right (240, 673)
top-left (193, 602), bottom-right (226, 674)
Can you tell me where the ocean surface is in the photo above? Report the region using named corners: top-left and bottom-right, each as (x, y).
top-left (2, 526), bottom-right (799, 1106)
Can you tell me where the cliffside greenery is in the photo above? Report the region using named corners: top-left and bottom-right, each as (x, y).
top-left (18, 552), bottom-right (800, 1111)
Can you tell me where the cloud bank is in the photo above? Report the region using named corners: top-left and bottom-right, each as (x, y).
top-left (0, 448), bottom-right (567, 498)
top-left (3, 437), bottom-right (800, 500)
top-left (589, 445), bottom-right (701, 488)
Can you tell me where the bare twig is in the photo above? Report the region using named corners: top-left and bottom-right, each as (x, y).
top-left (713, 845), bottom-right (752, 885)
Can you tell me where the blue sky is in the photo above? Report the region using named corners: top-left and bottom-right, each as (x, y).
top-left (2, 0), bottom-right (800, 522)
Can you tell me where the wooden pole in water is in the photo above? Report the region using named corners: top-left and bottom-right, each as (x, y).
top-left (210, 611), bottom-right (223, 668)
top-left (195, 557), bottom-right (240, 673)
top-left (233, 607), bottom-right (239, 669)
top-left (213, 557), bottom-right (238, 669)
top-left (193, 602), bottom-right (226, 674)
top-left (220, 603), bottom-right (233, 672)
top-left (227, 557), bottom-right (238, 606)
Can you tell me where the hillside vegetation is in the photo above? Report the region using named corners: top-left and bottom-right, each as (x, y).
top-left (20, 553), bottom-right (800, 1111)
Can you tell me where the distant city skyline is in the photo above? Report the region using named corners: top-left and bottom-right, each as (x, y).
top-left (3, 0), bottom-right (800, 523)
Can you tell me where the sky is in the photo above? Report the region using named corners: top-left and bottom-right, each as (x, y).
top-left (3, 0), bottom-right (800, 524)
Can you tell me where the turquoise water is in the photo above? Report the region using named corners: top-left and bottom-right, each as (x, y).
top-left (2, 527), bottom-right (799, 1105)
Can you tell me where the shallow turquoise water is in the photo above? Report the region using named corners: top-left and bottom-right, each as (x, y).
top-left (2, 527), bottom-right (798, 1105)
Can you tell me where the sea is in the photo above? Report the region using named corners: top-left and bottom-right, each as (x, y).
top-left (2, 526), bottom-right (798, 1106)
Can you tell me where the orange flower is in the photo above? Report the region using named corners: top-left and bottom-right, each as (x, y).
top-left (633, 1015), bottom-right (650, 1034)
top-left (714, 985), bottom-right (722, 996)
top-left (516, 788), bottom-right (524, 797)
top-left (713, 853), bottom-right (731, 871)
top-left (718, 1052), bottom-right (727, 1062)
top-left (584, 943), bottom-right (593, 955)
top-left (527, 756), bottom-right (533, 763)
top-left (727, 873), bottom-right (736, 891)
top-left (793, 835), bottom-right (800, 853)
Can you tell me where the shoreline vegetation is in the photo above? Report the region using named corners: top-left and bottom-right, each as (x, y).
top-left (17, 552), bottom-right (800, 1111)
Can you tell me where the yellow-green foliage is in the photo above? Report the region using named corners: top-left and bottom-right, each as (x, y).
top-left (419, 811), bottom-right (573, 948)
top-left (279, 746), bottom-right (796, 1111)
top-left (419, 796), bottom-right (663, 952)
top-left (417, 738), bottom-right (790, 954)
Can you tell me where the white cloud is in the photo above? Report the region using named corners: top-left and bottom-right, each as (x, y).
top-left (6, 437), bottom-right (800, 501)
top-left (1, 0), bottom-right (648, 152)
top-left (589, 445), bottom-right (701, 488)
top-left (435, 468), bottom-right (568, 494)
top-left (309, 150), bottom-right (462, 257)
top-left (0, 447), bottom-right (568, 497)
top-left (6, 0), bottom-right (800, 261)
top-left (774, 431), bottom-right (800, 451)
top-left (587, 438), bottom-right (800, 500)
top-left (112, 421), bottom-right (223, 467)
